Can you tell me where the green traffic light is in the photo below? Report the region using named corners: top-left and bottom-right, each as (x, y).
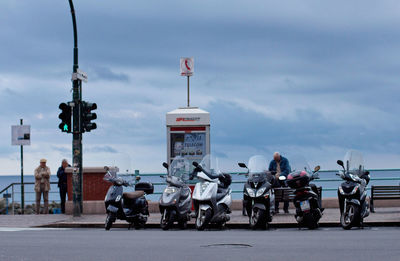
top-left (63, 124), bottom-right (69, 131)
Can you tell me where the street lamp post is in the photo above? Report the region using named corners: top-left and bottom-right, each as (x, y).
top-left (68, 0), bottom-right (83, 217)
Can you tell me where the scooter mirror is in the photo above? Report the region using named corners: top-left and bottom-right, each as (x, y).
top-left (279, 176), bottom-right (286, 181)
top-left (238, 163), bottom-right (247, 168)
top-left (192, 162), bottom-right (199, 167)
top-left (314, 165), bottom-right (321, 172)
top-left (162, 162), bottom-right (169, 169)
top-left (337, 160), bottom-right (344, 167)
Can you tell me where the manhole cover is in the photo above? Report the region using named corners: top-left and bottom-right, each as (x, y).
top-left (201, 243), bottom-right (252, 249)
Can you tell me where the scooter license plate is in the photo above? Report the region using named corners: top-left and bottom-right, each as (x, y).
top-left (300, 200), bottom-right (310, 211)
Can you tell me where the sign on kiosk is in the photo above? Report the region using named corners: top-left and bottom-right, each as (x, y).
top-left (166, 107), bottom-right (210, 169)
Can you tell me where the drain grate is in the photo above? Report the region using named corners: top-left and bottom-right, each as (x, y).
top-left (201, 243), bottom-right (252, 249)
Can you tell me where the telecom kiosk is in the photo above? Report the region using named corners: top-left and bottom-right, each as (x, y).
top-left (166, 107), bottom-right (210, 166)
top-left (166, 57), bottom-right (210, 167)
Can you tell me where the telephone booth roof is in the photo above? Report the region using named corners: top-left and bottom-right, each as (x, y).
top-left (166, 107), bottom-right (210, 126)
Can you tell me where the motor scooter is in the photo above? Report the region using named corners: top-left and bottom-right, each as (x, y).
top-left (104, 167), bottom-right (154, 230)
top-left (238, 155), bottom-right (275, 229)
top-left (159, 157), bottom-right (192, 230)
top-left (336, 150), bottom-right (370, 229)
top-left (191, 155), bottom-right (232, 230)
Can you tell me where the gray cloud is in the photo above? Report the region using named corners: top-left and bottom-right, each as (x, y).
top-left (1, 0), bottom-right (400, 173)
top-left (88, 66), bottom-right (130, 83)
top-left (85, 146), bottom-right (118, 154)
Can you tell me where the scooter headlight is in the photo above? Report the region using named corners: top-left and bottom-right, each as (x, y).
top-left (339, 186), bottom-right (358, 195)
top-left (256, 187), bottom-right (266, 197)
top-left (200, 183), bottom-right (209, 194)
top-left (246, 188), bottom-right (256, 197)
top-left (164, 187), bottom-right (177, 194)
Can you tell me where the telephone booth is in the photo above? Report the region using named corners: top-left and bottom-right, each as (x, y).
top-left (166, 107), bottom-right (210, 169)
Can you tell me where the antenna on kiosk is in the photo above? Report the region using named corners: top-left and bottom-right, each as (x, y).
top-left (180, 57), bottom-right (194, 107)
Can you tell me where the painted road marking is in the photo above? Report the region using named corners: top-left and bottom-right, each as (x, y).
top-left (0, 227), bottom-right (71, 232)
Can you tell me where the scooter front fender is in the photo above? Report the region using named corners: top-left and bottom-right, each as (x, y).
top-left (253, 203), bottom-right (266, 211)
top-left (346, 198), bottom-right (360, 206)
top-left (199, 204), bottom-right (211, 211)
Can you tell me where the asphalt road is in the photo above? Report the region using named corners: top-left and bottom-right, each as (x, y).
top-left (0, 227), bottom-right (399, 261)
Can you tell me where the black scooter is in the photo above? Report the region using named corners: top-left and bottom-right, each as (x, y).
top-left (238, 155), bottom-right (275, 229)
top-left (104, 167), bottom-right (154, 230)
top-left (284, 165), bottom-right (322, 229)
top-left (337, 159), bottom-right (370, 229)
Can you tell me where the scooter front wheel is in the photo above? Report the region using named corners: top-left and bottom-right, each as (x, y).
top-left (105, 213), bottom-right (115, 231)
top-left (341, 204), bottom-right (360, 230)
top-left (196, 208), bottom-right (212, 231)
top-left (249, 208), bottom-right (266, 229)
top-left (160, 209), bottom-right (175, 230)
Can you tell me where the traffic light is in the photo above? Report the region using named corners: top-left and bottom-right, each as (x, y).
top-left (81, 101), bottom-right (97, 132)
top-left (58, 103), bottom-right (72, 133)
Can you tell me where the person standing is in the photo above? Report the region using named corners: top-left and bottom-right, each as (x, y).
top-left (57, 159), bottom-right (70, 214)
top-left (269, 152), bottom-right (291, 213)
top-left (34, 159), bottom-right (51, 214)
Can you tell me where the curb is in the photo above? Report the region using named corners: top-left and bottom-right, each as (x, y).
top-left (36, 221), bottom-right (400, 229)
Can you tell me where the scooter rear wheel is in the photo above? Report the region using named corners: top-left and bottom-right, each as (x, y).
top-left (304, 214), bottom-right (318, 230)
top-left (178, 220), bottom-right (188, 230)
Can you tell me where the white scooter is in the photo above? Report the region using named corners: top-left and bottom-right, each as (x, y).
top-left (190, 155), bottom-right (232, 230)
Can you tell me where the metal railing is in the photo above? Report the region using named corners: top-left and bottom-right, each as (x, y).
top-left (121, 169), bottom-right (400, 195)
top-left (0, 182), bottom-right (60, 215)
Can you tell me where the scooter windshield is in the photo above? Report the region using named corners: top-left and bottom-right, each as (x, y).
top-left (199, 154), bottom-right (221, 177)
top-left (289, 155), bottom-right (312, 174)
top-left (103, 168), bottom-right (117, 182)
top-left (247, 155), bottom-right (268, 179)
top-left (344, 150), bottom-right (364, 177)
top-left (169, 156), bottom-right (190, 182)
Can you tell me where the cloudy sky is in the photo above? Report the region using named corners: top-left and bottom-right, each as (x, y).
top-left (0, 0), bottom-right (399, 175)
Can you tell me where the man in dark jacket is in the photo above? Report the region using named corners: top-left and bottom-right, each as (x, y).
top-left (269, 152), bottom-right (291, 213)
top-left (57, 159), bottom-right (70, 213)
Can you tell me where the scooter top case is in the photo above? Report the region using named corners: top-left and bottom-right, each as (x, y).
top-left (135, 182), bottom-right (154, 194)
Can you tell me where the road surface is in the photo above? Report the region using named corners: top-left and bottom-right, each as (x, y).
top-left (0, 227), bottom-right (399, 261)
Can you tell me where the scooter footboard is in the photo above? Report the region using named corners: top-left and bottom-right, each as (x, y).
top-left (107, 205), bottom-right (119, 213)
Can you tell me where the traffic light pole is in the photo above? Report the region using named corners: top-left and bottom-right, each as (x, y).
top-left (68, 0), bottom-right (83, 217)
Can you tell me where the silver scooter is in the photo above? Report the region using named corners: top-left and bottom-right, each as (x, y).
top-left (159, 157), bottom-right (192, 230)
top-left (191, 155), bottom-right (232, 230)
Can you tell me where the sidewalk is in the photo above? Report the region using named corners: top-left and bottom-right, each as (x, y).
top-left (0, 208), bottom-right (399, 228)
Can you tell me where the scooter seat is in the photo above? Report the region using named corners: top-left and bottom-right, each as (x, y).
top-left (123, 191), bottom-right (144, 199)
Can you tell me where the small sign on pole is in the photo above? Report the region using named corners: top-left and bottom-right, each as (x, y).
top-left (72, 69), bottom-right (88, 83)
top-left (180, 57), bottom-right (194, 76)
top-left (11, 119), bottom-right (29, 214)
top-left (11, 125), bottom-right (31, 146)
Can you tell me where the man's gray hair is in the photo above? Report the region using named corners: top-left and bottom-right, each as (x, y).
top-left (273, 152), bottom-right (280, 157)
top-left (62, 159), bottom-right (68, 163)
